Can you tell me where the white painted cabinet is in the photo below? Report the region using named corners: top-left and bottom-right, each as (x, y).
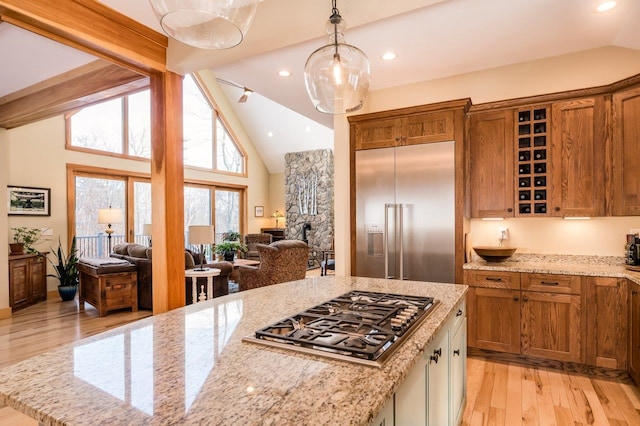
top-left (372, 397), bottom-right (395, 426)
top-left (394, 300), bottom-right (467, 426)
top-left (451, 318), bottom-right (467, 426)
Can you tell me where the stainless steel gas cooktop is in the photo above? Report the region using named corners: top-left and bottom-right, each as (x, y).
top-left (243, 290), bottom-right (439, 367)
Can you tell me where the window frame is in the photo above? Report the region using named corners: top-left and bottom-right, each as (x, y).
top-left (64, 74), bottom-right (248, 176)
top-left (67, 164), bottom-right (247, 248)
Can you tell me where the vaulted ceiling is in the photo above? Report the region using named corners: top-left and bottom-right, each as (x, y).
top-left (1, 0), bottom-right (639, 173)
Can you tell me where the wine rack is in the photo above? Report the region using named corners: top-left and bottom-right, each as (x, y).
top-left (516, 106), bottom-right (549, 216)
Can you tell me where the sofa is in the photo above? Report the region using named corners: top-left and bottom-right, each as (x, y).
top-left (242, 233), bottom-right (273, 260)
top-left (238, 240), bottom-right (309, 292)
top-left (110, 243), bottom-right (233, 309)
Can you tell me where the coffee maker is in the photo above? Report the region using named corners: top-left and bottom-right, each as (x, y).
top-left (625, 234), bottom-right (640, 265)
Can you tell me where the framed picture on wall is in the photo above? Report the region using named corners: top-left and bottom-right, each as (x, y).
top-left (7, 186), bottom-right (51, 216)
top-left (255, 206), bottom-right (264, 217)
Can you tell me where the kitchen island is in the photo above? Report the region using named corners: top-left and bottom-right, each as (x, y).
top-left (0, 276), bottom-right (467, 425)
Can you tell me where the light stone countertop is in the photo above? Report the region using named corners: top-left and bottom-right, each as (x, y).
top-left (0, 276), bottom-right (467, 426)
top-left (464, 253), bottom-right (640, 286)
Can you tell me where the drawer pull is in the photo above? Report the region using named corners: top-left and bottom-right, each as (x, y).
top-left (523, 295), bottom-right (529, 302)
top-left (540, 281), bottom-right (559, 286)
top-left (632, 290), bottom-right (638, 295)
top-left (453, 349), bottom-right (461, 356)
top-left (430, 348), bottom-right (442, 364)
top-left (486, 277), bottom-right (503, 282)
top-left (456, 309), bottom-right (463, 317)
top-left (513, 296), bottom-right (520, 301)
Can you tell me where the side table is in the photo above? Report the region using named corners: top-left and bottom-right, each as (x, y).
top-left (78, 262), bottom-right (138, 317)
top-left (185, 268), bottom-right (221, 303)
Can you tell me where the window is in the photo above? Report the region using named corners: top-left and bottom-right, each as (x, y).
top-left (69, 166), bottom-right (245, 257)
top-left (67, 74), bottom-right (246, 174)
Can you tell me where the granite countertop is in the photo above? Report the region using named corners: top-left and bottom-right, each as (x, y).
top-left (464, 253), bottom-right (640, 285)
top-left (0, 276), bottom-right (467, 426)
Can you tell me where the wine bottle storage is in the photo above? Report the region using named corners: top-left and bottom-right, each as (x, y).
top-left (516, 107), bottom-right (549, 216)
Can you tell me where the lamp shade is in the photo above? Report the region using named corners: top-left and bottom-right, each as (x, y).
top-left (189, 225), bottom-right (215, 245)
top-left (148, 0), bottom-right (260, 49)
top-left (98, 208), bottom-right (124, 225)
top-left (142, 224), bottom-right (153, 236)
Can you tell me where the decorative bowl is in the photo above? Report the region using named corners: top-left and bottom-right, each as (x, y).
top-left (472, 246), bottom-right (517, 262)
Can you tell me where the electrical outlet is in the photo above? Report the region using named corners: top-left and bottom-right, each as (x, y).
top-left (498, 227), bottom-right (509, 241)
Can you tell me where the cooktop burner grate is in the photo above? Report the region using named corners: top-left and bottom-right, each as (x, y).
top-left (244, 290), bottom-right (439, 367)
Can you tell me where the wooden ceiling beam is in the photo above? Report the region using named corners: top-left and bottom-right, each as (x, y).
top-left (0, 0), bottom-right (166, 73)
top-left (0, 60), bottom-right (148, 129)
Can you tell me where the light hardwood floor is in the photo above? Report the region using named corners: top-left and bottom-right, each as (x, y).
top-left (2, 290), bottom-right (640, 425)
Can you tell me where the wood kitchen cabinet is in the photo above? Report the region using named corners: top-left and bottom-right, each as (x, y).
top-left (612, 86), bottom-right (640, 215)
top-left (469, 110), bottom-right (515, 217)
top-left (629, 282), bottom-right (640, 384)
top-left (466, 270), bottom-right (521, 353)
top-left (585, 277), bottom-right (627, 369)
top-left (467, 270), bottom-right (584, 363)
top-left (549, 97), bottom-right (607, 217)
top-left (353, 110), bottom-right (454, 150)
top-left (9, 253), bottom-right (47, 311)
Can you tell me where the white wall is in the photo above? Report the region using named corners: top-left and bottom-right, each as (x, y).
top-left (0, 128), bottom-right (9, 316)
top-left (334, 46), bottom-right (640, 276)
top-left (4, 75), bottom-right (271, 300)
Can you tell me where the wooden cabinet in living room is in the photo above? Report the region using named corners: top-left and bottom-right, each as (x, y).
top-left (612, 86), bottom-right (640, 215)
top-left (9, 253), bottom-right (47, 311)
top-left (585, 277), bottom-right (627, 369)
top-left (549, 97), bottom-right (607, 217)
top-left (468, 110), bottom-right (515, 218)
top-left (629, 282), bottom-right (640, 384)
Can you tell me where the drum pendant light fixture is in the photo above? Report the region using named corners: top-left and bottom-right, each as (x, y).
top-left (304, 0), bottom-right (371, 114)
top-left (148, 0), bottom-right (260, 49)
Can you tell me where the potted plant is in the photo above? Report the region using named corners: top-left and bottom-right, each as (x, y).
top-left (10, 227), bottom-right (42, 254)
top-left (222, 230), bottom-right (241, 242)
top-left (48, 236), bottom-right (80, 301)
top-left (215, 241), bottom-right (248, 262)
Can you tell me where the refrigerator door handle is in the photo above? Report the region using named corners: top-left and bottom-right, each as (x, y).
top-left (384, 203), bottom-right (393, 279)
top-left (399, 203), bottom-right (404, 281)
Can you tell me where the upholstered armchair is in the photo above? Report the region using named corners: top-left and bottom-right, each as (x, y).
top-left (243, 233), bottom-right (273, 260)
top-left (239, 240), bottom-right (309, 291)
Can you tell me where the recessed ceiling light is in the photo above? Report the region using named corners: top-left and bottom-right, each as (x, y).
top-left (267, 131), bottom-right (274, 137)
top-left (597, 1), bottom-right (617, 12)
top-left (382, 52), bottom-right (396, 61)
top-left (278, 70), bottom-right (291, 77)
top-left (305, 126), bottom-right (311, 132)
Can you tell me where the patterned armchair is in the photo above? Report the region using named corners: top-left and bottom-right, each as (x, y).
top-left (239, 240), bottom-right (309, 291)
top-left (243, 233), bottom-right (273, 260)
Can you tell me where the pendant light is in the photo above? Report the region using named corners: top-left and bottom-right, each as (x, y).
top-left (148, 0), bottom-right (260, 49)
top-left (304, 0), bottom-right (371, 114)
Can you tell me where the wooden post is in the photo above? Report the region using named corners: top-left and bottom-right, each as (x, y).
top-left (151, 71), bottom-right (186, 313)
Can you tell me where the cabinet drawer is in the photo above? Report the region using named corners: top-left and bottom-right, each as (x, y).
top-left (522, 273), bottom-right (580, 294)
top-left (105, 284), bottom-right (134, 308)
top-left (452, 300), bottom-right (466, 334)
top-left (105, 273), bottom-right (135, 287)
top-left (465, 270), bottom-right (520, 289)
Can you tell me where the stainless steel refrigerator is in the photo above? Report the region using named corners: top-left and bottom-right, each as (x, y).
top-left (355, 141), bottom-right (455, 283)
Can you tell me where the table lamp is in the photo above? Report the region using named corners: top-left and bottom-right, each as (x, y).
top-left (142, 223), bottom-right (152, 247)
top-left (271, 210), bottom-right (284, 228)
top-left (189, 225), bottom-right (215, 271)
top-left (98, 207), bottom-right (124, 254)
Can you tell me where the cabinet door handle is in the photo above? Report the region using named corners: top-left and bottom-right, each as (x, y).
top-left (456, 309), bottom-right (463, 317)
top-left (554, 207), bottom-right (560, 212)
top-left (453, 349), bottom-right (461, 356)
top-left (523, 295), bottom-right (529, 302)
top-left (507, 208), bottom-right (513, 213)
top-left (540, 281), bottom-right (559, 286)
top-left (486, 277), bottom-right (503, 282)
top-left (430, 353), bottom-right (439, 364)
top-left (513, 296), bottom-right (520, 301)
top-left (632, 290), bottom-right (638, 295)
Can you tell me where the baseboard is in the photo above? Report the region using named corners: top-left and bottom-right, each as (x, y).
top-left (0, 306), bottom-right (12, 319)
top-left (47, 290), bottom-right (58, 300)
top-left (468, 347), bottom-right (633, 383)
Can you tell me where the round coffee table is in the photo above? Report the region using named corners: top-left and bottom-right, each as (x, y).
top-left (185, 268), bottom-right (221, 303)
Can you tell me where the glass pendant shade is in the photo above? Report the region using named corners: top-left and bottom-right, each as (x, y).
top-left (304, 11), bottom-right (371, 114)
top-left (149, 0), bottom-right (260, 49)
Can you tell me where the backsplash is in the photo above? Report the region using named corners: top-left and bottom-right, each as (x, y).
top-left (470, 252), bottom-right (625, 266)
